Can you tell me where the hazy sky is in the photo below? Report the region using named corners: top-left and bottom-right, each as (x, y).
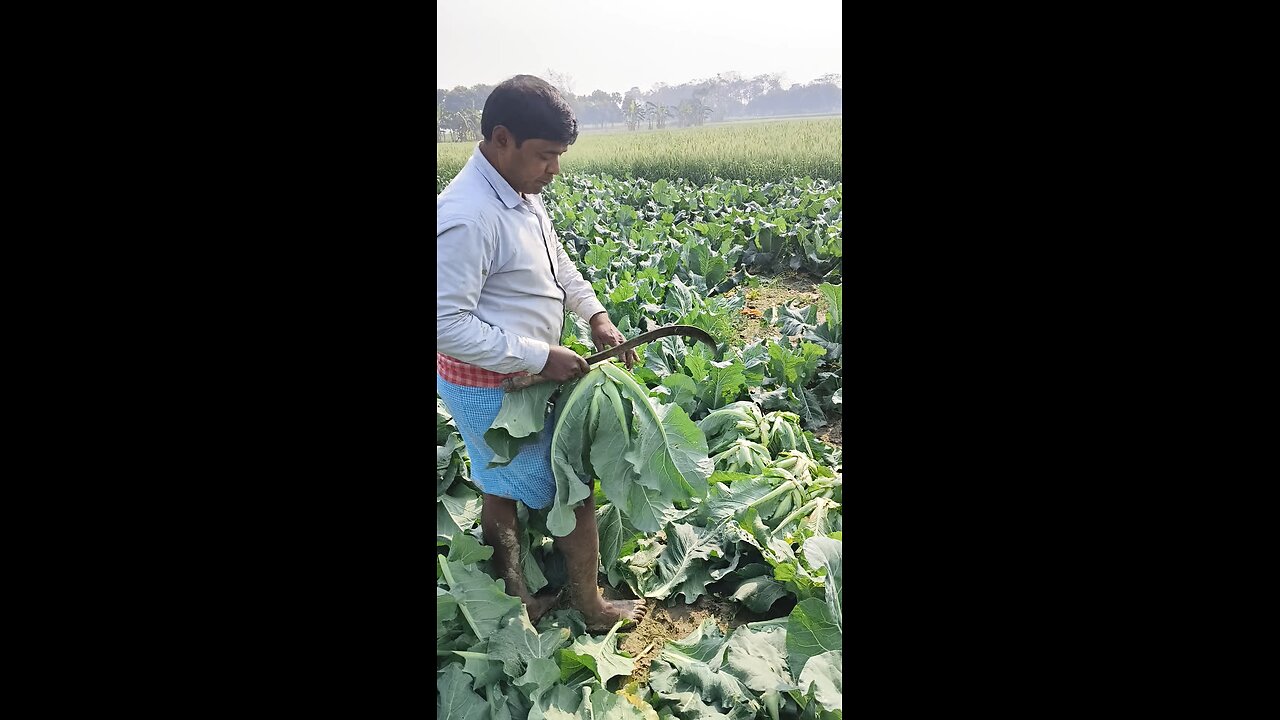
top-left (437, 0), bottom-right (841, 95)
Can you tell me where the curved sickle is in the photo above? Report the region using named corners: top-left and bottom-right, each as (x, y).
top-left (583, 324), bottom-right (717, 365)
top-left (501, 325), bottom-right (719, 393)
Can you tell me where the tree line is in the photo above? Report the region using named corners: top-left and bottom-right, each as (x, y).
top-left (437, 71), bottom-right (841, 142)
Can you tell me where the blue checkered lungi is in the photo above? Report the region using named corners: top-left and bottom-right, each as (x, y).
top-left (436, 375), bottom-right (558, 509)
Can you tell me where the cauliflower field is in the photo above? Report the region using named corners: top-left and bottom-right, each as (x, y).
top-left (438, 127), bottom-right (843, 719)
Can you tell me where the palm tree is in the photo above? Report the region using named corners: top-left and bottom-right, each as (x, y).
top-left (624, 98), bottom-right (645, 131)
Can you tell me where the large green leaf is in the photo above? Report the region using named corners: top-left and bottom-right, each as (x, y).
top-left (699, 359), bottom-right (747, 412)
top-left (437, 664), bottom-right (488, 720)
top-left (453, 648), bottom-right (503, 691)
top-left (585, 245), bottom-right (612, 270)
top-left (525, 683), bottom-right (655, 720)
top-left (446, 532), bottom-right (493, 565)
top-left (437, 432), bottom-right (466, 496)
top-left (698, 476), bottom-right (784, 527)
top-left (721, 622), bottom-right (794, 692)
top-left (663, 618), bottom-right (729, 667)
top-left (793, 386), bottom-right (828, 429)
top-left (591, 377), bottom-right (641, 498)
top-left (682, 350), bottom-right (710, 383)
top-left (766, 303), bottom-right (818, 339)
top-left (489, 612), bottom-right (573, 678)
top-left (658, 373), bottom-right (699, 416)
top-left (438, 486), bottom-right (483, 545)
top-left (558, 619), bottom-right (634, 685)
top-left (683, 239), bottom-right (710, 275)
top-left (521, 525), bottom-right (549, 595)
top-left (740, 342), bottom-right (770, 387)
top-left (514, 657), bottom-right (562, 701)
top-left (437, 398), bottom-right (456, 445)
top-left (485, 382), bottom-right (558, 468)
top-left (601, 365), bottom-right (712, 533)
top-left (597, 502), bottom-right (630, 582)
top-left (642, 336), bottom-right (685, 379)
top-left (437, 587), bottom-right (459, 641)
top-left (767, 342), bottom-right (805, 386)
top-left (588, 684), bottom-right (656, 720)
top-left (528, 683), bottom-right (585, 720)
top-left (736, 507), bottom-right (803, 568)
top-left (798, 650), bottom-right (842, 711)
top-left (635, 522), bottom-right (722, 603)
top-left (590, 378), bottom-right (697, 535)
top-left (664, 275), bottom-right (693, 315)
top-left (649, 629), bottom-right (759, 715)
top-left (488, 685), bottom-right (514, 720)
top-left (704, 255), bottom-right (728, 289)
top-left (612, 368), bottom-right (711, 496)
top-left (726, 575), bottom-right (789, 613)
top-left (547, 374), bottom-right (606, 536)
top-left (802, 536), bottom-right (842, 633)
top-left (817, 282), bottom-right (841, 331)
top-left (751, 384), bottom-right (793, 414)
top-left (438, 556), bottom-right (523, 639)
top-left (785, 598), bottom-right (840, 680)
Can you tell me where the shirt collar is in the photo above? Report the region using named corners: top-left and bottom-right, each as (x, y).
top-left (471, 144), bottom-right (523, 209)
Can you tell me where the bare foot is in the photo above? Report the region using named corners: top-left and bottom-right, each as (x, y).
top-left (576, 596), bottom-right (647, 632)
top-left (525, 593), bottom-right (560, 624)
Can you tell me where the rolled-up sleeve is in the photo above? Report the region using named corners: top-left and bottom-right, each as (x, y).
top-left (553, 237), bottom-right (607, 321)
top-left (437, 221), bottom-right (551, 374)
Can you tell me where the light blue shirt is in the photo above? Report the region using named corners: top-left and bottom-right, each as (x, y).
top-left (437, 145), bottom-right (605, 374)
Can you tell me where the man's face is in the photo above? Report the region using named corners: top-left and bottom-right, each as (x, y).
top-left (493, 127), bottom-right (567, 195)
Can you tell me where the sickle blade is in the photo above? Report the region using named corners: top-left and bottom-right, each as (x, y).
top-left (584, 324), bottom-right (718, 365)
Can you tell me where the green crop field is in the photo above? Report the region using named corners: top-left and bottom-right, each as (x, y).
top-left (437, 118), bottom-right (843, 719)
top-left (437, 117), bottom-right (841, 188)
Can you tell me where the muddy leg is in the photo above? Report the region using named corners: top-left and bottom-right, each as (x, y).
top-left (481, 494), bottom-right (557, 623)
top-left (555, 492), bottom-right (646, 631)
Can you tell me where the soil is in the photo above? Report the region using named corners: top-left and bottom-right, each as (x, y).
top-left (724, 271), bottom-right (827, 346)
top-left (613, 594), bottom-right (744, 686)
top-left (817, 416), bottom-right (843, 448)
top-left (600, 579), bottom-right (796, 686)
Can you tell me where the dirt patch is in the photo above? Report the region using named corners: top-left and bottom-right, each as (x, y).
top-left (817, 415), bottom-right (843, 448)
top-left (725, 272), bottom-right (830, 346)
top-left (616, 595), bottom-right (740, 686)
top-left (732, 270), bottom-right (839, 345)
top-left (722, 287), bottom-right (780, 346)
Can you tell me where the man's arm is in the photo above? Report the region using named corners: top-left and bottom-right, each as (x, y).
top-left (437, 222), bottom-right (550, 374)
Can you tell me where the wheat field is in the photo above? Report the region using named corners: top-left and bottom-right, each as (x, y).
top-left (436, 117), bottom-right (841, 188)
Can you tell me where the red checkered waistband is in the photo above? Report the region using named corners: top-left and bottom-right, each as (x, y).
top-left (436, 353), bottom-right (529, 388)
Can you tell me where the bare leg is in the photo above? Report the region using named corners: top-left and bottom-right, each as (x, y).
top-left (555, 492), bottom-right (646, 631)
top-left (482, 494), bottom-right (557, 623)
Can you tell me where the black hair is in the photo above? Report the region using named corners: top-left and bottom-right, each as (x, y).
top-left (481, 75), bottom-right (578, 147)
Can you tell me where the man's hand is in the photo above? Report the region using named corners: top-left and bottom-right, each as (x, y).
top-left (540, 345), bottom-right (590, 382)
top-left (590, 313), bottom-right (638, 369)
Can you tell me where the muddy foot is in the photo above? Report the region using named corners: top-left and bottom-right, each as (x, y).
top-left (524, 592), bottom-right (561, 624)
top-left (577, 597), bottom-right (647, 632)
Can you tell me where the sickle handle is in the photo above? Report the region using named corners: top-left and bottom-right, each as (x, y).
top-left (501, 373), bottom-right (551, 393)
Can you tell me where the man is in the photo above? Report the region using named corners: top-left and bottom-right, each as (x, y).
top-left (437, 75), bottom-right (644, 630)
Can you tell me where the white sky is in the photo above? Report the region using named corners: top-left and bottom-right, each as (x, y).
top-left (437, 0), bottom-right (842, 95)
